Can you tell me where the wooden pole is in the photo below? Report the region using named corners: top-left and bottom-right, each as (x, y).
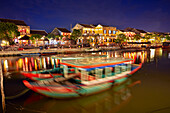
top-left (0, 59), bottom-right (6, 113)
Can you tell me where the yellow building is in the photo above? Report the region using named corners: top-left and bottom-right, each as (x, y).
top-left (72, 23), bottom-right (117, 46)
top-left (95, 24), bottom-right (117, 46)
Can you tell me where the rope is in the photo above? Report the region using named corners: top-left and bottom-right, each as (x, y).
top-left (5, 89), bottom-right (30, 99)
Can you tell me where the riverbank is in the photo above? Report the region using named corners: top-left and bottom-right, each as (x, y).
top-left (0, 47), bottom-right (119, 57)
top-left (0, 46), bottom-right (153, 57)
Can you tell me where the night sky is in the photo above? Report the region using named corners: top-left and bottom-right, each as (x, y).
top-left (0, 0), bottom-right (170, 33)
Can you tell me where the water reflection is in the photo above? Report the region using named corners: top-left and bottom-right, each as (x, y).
top-left (2, 56), bottom-right (54, 73)
top-left (2, 48), bottom-right (170, 113)
top-left (10, 78), bottom-right (140, 113)
top-left (2, 48), bottom-right (164, 76)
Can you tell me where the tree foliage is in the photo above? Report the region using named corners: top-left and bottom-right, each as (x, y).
top-left (70, 29), bottom-right (82, 41)
top-left (0, 22), bottom-right (20, 45)
top-left (93, 34), bottom-right (99, 46)
top-left (30, 34), bottom-right (42, 40)
top-left (115, 34), bottom-right (127, 44)
top-left (144, 33), bottom-right (152, 40)
top-left (30, 34), bottom-right (42, 44)
top-left (165, 35), bottom-right (170, 40)
top-left (133, 34), bottom-right (142, 41)
top-left (46, 34), bottom-right (56, 39)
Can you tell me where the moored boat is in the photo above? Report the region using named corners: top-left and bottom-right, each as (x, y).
top-left (21, 54), bottom-right (106, 80)
top-left (23, 56), bottom-right (142, 99)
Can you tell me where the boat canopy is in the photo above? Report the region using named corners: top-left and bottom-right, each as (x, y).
top-left (61, 57), bottom-right (133, 69)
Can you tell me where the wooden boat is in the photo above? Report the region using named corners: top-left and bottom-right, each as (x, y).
top-left (21, 55), bottom-right (106, 80)
top-left (23, 56), bottom-right (142, 99)
top-left (23, 79), bottom-right (140, 113)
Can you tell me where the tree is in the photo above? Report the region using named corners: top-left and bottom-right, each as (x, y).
top-left (46, 34), bottom-right (55, 40)
top-left (70, 29), bottom-right (82, 45)
top-left (160, 35), bottom-right (164, 42)
top-left (55, 35), bottom-right (60, 40)
top-left (144, 33), bottom-right (152, 41)
top-left (115, 34), bottom-right (127, 48)
top-left (165, 35), bottom-right (170, 41)
top-left (94, 34), bottom-right (99, 47)
top-left (0, 22), bottom-right (20, 45)
top-left (150, 34), bottom-right (161, 43)
top-left (133, 34), bottom-right (142, 41)
top-left (30, 34), bottom-right (42, 46)
top-left (46, 34), bottom-right (56, 45)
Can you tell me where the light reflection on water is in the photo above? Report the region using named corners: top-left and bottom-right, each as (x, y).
top-left (2, 49), bottom-right (157, 73)
top-left (1, 48), bottom-right (170, 113)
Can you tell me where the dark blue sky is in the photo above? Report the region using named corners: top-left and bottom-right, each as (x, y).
top-left (0, 0), bottom-right (170, 33)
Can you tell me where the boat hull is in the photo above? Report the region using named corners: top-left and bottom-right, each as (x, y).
top-left (23, 80), bottom-right (114, 99)
top-left (23, 64), bottom-right (142, 99)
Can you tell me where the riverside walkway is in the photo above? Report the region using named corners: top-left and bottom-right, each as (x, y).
top-left (0, 47), bottom-right (121, 57)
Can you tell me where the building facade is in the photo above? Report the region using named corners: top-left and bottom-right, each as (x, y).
top-left (72, 23), bottom-right (117, 46)
top-left (50, 28), bottom-right (71, 45)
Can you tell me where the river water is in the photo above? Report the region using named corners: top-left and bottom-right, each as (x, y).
top-left (0, 48), bottom-right (170, 113)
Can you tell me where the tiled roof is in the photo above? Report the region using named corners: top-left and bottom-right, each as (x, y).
top-left (99, 24), bottom-right (111, 27)
top-left (124, 27), bottom-right (147, 34)
top-left (79, 23), bottom-right (94, 28)
top-left (0, 18), bottom-right (27, 26)
top-left (30, 30), bottom-right (48, 36)
top-left (119, 30), bottom-right (124, 32)
top-left (136, 29), bottom-right (147, 33)
top-left (57, 28), bottom-right (71, 33)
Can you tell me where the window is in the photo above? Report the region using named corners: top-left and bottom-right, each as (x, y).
top-left (109, 30), bottom-right (112, 34)
top-left (113, 31), bottom-right (116, 34)
top-left (104, 30), bottom-right (106, 34)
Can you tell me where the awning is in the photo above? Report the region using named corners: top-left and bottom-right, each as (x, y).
top-left (19, 35), bottom-right (30, 40)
